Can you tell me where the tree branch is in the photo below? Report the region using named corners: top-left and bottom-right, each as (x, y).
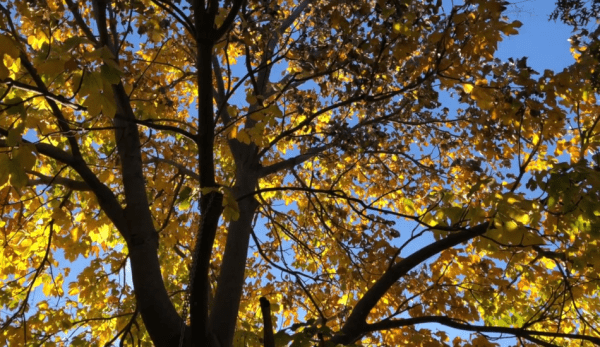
top-left (278, 0), bottom-right (312, 34)
top-left (133, 118), bottom-right (198, 145)
top-left (257, 95), bottom-right (365, 158)
top-left (145, 157), bottom-right (199, 181)
top-left (89, 2), bottom-right (187, 345)
top-left (18, 53), bottom-right (84, 160)
top-left (214, 0), bottom-right (244, 40)
top-left (190, 191), bottom-right (224, 347)
top-left (209, 186), bottom-right (260, 347)
top-left (0, 135), bottom-right (128, 237)
top-left (363, 316), bottom-right (600, 346)
top-left (259, 297), bottom-right (275, 347)
top-left (212, 56), bottom-right (233, 124)
top-left (1, 78), bottom-right (86, 111)
top-left (92, 0), bottom-right (116, 54)
top-left (190, 2), bottom-right (225, 345)
top-left (259, 144), bottom-right (331, 177)
top-left (332, 223), bottom-right (490, 344)
top-left (27, 171), bottom-right (91, 191)
top-left (151, 0), bottom-right (196, 36)
top-left (64, 0), bottom-right (99, 44)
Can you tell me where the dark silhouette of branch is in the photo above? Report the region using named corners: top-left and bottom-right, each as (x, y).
top-left (0, 221), bottom-right (54, 331)
top-left (259, 297), bottom-right (275, 347)
top-left (27, 171), bottom-right (91, 191)
top-left (259, 144), bottom-right (331, 177)
top-left (331, 222), bottom-right (490, 344)
top-left (364, 316), bottom-right (600, 346)
top-left (145, 157), bottom-right (199, 181)
top-left (214, 0), bottom-right (244, 40)
top-left (1, 78), bottom-right (86, 111)
top-left (0, 134), bottom-right (129, 237)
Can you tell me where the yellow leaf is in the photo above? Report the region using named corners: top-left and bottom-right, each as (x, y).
top-left (27, 31), bottom-right (48, 50)
top-left (338, 293), bottom-right (350, 304)
top-left (68, 283), bottom-right (80, 296)
top-left (505, 220), bottom-right (518, 231)
top-left (99, 224), bottom-right (110, 240)
top-left (463, 83), bottom-right (474, 93)
top-left (42, 281), bottom-right (54, 296)
top-left (19, 238), bottom-right (32, 248)
top-left (514, 213), bottom-right (530, 224)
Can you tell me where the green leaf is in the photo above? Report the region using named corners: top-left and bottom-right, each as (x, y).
top-left (100, 64), bottom-right (122, 85)
top-left (37, 59), bottom-right (65, 75)
top-left (0, 35), bottom-right (20, 58)
top-left (9, 163), bottom-right (28, 189)
top-left (4, 98), bottom-right (25, 116)
top-left (0, 63), bottom-right (9, 80)
top-left (177, 186), bottom-right (193, 210)
top-left (80, 72), bottom-right (104, 97)
top-left (83, 93), bottom-right (103, 116)
top-left (62, 36), bottom-right (86, 52)
top-left (274, 331), bottom-right (293, 346)
top-left (7, 123), bottom-right (25, 146)
top-left (14, 146), bottom-right (37, 171)
top-left (83, 91), bottom-right (116, 118)
top-left (0, 154), bottom-right (10, 186)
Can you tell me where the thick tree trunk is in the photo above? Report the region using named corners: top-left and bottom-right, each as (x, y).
top-left (190, 37), bottom-right (221, 345)
top-left (112, 113), bottom-right (186, 346)
top-left (209, 145), bottom-right (260, 346)
top-left (209, 186), bottom-right (259, 346)
top-left (129, 240), bottom-right (184, 346)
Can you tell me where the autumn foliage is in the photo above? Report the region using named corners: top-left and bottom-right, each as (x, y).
top-left (1, 0), bottom-right (600, 346)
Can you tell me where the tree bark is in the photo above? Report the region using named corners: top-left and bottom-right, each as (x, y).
top-left (129, 241), bottom-right (184, 346)
top-left (259, 297), bottom-right (275, 347)
top-left (209, 181), bottom-right (260, 347)
top-left (113, 92), bottom-right (186, 346)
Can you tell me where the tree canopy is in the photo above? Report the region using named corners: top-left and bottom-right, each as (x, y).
top-left (1, 0), bottom-right (600, 346)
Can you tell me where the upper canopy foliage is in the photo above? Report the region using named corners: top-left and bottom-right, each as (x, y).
top-left (1, 0), bottom-right (600, 346)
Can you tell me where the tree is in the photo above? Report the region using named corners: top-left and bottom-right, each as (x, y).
top-left (1, 0), bottom-right (600, 345)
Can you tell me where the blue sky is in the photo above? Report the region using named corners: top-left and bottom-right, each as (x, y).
top-left (499, 0), bottom-right (573, 71)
